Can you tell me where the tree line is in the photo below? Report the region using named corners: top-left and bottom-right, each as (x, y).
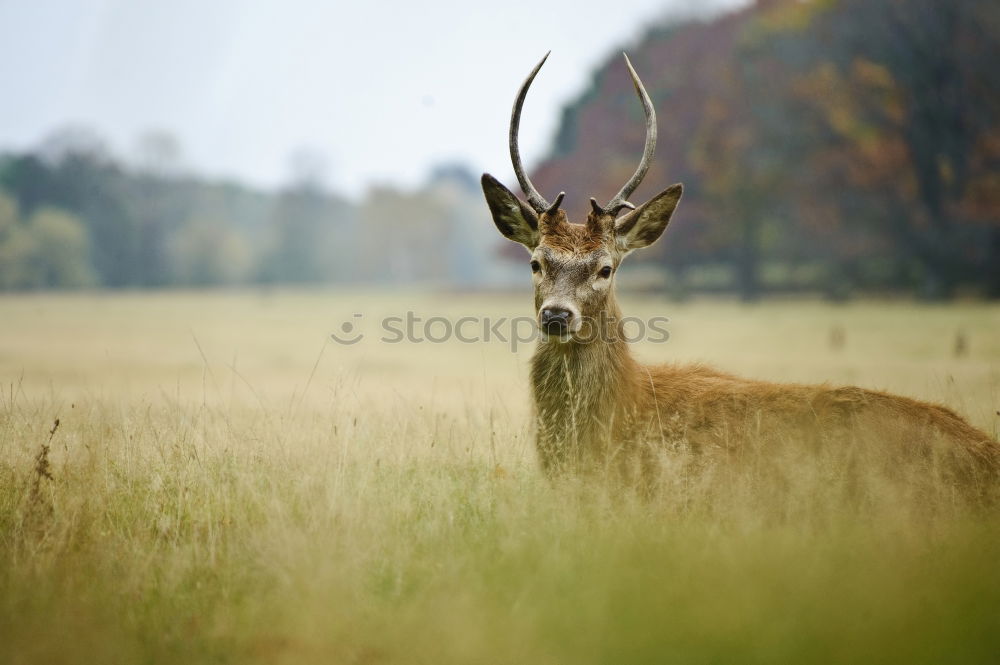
top-left (0, 130), bottom-right (513, 291)
top-left (532, 0), bottom-right (999, 300)
top-left (1, 0), bottom-right (996, 299)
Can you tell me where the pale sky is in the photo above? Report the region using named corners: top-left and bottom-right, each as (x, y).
top-left (0, 0), bottom-right (749, 197)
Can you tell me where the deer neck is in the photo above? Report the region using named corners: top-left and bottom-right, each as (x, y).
top-left (529, 298), bottom-right (641, 470)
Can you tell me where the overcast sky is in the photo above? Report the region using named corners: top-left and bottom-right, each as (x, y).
top-left (0, 0), bottom-right (749, 196)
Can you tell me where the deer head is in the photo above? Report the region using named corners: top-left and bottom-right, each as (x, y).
top-left (482, 52), bottom-right (683, 342)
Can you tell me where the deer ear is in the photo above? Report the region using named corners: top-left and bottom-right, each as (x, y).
top-left (482, 173), bottom-right (539, 249)
top-left (615, 184), bottom-right (683, 251)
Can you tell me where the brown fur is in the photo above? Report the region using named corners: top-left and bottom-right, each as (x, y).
top-left (481, 174), bottom-right (1000, 492)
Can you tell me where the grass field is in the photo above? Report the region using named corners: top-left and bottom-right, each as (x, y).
top-left (1, 289), bottom-right (999, 664)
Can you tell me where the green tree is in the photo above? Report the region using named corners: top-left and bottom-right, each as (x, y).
top-left (169, 215), bottom-right (252, 286)
top-left (0, 191), bottom-right (95, 289)
top-left (27, 207), bottom-right (97, 288)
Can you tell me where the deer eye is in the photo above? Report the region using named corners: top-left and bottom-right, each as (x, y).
top-left (530, 260), bottom-right (541, 273)
top-left (598, 266), bottom-right (613, 279)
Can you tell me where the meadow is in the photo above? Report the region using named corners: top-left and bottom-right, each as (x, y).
top-left (1, 289), bottom-right (999, 664)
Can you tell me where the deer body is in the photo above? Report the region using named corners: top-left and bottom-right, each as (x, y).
top-left (529, 298), bottom-right (998, 483)
top-left (484, 53), bottom-right (998, 485)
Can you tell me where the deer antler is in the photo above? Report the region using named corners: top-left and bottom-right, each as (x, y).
top-left (510, 52), bottom-right (553, 213)
top-left (510, 52), bottom-right (656, 217)
top-left (601, 53), bottom-right (657, 217)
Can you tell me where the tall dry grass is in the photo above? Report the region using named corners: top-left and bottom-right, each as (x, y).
top-left (1, 290), bottom-right (998, 664)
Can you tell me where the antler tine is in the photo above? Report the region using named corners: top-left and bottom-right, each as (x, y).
top-left (603, 53), bottom-right (657, 216)
top-left (545, 192), bottom-right (565, 215)
top-left (510, 52), bottom-right (552, 213)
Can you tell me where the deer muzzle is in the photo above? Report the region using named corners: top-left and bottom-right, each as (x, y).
top-left (540, 306), bottom-right (574, 336)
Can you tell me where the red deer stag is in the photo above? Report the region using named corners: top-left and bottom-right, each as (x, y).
top-left (481, 53), bottom-right (998, 490)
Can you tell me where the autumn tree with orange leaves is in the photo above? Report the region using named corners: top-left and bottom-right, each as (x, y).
top-left (530, 0), bottom-right (1000, 300)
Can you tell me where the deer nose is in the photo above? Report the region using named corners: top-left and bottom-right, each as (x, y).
top-left (540, 307), bottom-right (572, 334)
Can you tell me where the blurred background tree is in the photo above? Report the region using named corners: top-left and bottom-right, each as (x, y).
top-left (258, 150), bottom-right (354, 284)
top-left (531, 0), bottom-right (999, 301)
top-left (0, 191), bottom-right (95, 289)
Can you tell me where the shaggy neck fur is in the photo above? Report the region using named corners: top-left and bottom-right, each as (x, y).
top-left (529, 296), bottom-right (650, 475)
